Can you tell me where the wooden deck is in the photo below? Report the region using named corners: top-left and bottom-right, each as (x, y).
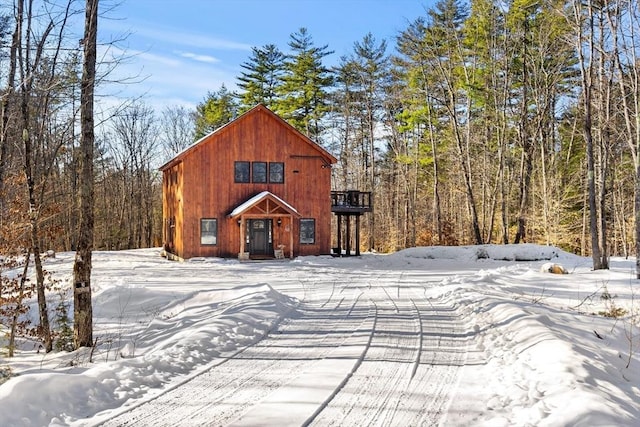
top-left (331, 191), bottom-right (372, 214)
top-left (331, 191), bottom-right (372, 256)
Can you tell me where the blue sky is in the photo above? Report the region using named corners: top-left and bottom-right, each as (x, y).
top-left (99, 0), bottom-right (434, 110)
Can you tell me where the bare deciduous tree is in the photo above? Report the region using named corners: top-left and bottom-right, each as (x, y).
top-left (73, 0), bottom-right (98, 348)
top-left (159, 105), bottom-right (195, 161)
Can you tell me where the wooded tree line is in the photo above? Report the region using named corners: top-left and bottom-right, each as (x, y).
top-left (1, 0), bottom-right (639, 353)
top-left (0, 0), bottom-right (99, 353)
top-left (1, 0), bottom-right (639, 271)
top-left (0, 0), bottom-right (181, 257)
top-left (196, 0), bottom-right (640, 276)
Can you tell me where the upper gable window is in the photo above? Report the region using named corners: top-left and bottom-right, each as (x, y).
top-left (235, 161), bottom-right (250, 183)
top-left (235, 160), bottom-right (284, 184)
top-left (269, 162), bottom-right (284, 183)
top-left (252, 162), bottom-right (267, 183)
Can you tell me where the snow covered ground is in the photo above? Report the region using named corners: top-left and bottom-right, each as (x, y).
top-left (0, 245), bottom-right (638, 426)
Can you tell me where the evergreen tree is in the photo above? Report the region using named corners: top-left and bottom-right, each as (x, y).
top-left (332, 55), bottom-right (361, 189)
top-left (193, 85), bottom-right (238, 139)
top-left (237, 44), bottom-right (284, 112)
top-left (351, 33), bottom-right (390, 250)
top-left (425, 0), bottom-right (485, 245)
top-left (276, 27), bottom-right (334, 142)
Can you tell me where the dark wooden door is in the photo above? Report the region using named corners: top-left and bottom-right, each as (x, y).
top-left (249, 219), bottom-right (272, 255)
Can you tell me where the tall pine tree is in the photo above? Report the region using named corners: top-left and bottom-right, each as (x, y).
top-left (237, 44), bottom-right (284, 112)
top-left (276, 28), bottom-right (334, 142)
top-left (193, 85), bottom-right (238, 139)
top-left (351, 33), bottom-right (390, 250)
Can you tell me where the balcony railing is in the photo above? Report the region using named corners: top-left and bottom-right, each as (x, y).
top-left (331, 190), bottom-right (372, 214)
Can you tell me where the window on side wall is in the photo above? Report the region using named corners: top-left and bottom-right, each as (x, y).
top-left (300, 218), bottom-right (315, 244)
top-left (269, 162), bottom-right (284, 183)
top-left (234, 161), bottom-right (250, 183)
top-left (201, 219), bottom-right (217, 245)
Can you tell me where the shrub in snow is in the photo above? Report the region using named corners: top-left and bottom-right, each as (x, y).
top-left (53, 291), bottom-right (74, 352)
top-left (598, 287), bottom-right (628, 318)
top-left (0, 366), bottom-right (12, 385)
top-left (476, 248), bottom-right (489, 259)
top-left (540, 263), bottom-right (568, 274)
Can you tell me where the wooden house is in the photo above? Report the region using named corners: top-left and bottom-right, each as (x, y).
top-left (159, 104), bottom-right (337, 260)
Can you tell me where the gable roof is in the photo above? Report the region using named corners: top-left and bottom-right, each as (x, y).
top-left (159, 104), bottom-right (337, 171)
top-left (228, 191), bottom-right (300, 218)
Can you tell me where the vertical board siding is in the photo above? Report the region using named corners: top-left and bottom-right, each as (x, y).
top-left (162, 105), bottom-right (335, 259)
top-left (162, 162), bottom-right (185, 257)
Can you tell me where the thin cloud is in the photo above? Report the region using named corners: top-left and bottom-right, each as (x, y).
top-left (101, 45), bottom-right (182, 67)
top-left (96, 49), bottom-right (238, 112)
top-left (137, 50), bottom-right (183, 67)
top-left (177, 51), bottom-right (220, 64)
top-left (162, 30), bottom-right (252, 51)
top-left (102, 19), bottom-right (252, 51)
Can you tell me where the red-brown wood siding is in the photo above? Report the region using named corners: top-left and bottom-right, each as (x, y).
top-left (162, 105), bottom-right (334, 259)
top-left (162, 162), bottom-right (184, 256)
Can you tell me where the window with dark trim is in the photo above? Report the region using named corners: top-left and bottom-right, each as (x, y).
top-left (252, 162), bottom-right (267, 183)
top-left (200, 219), bottom-right (218, 245)
top-left (234, 161), bottom-right (250, 183)
top-left (269, 162), bottom-right (284, 183)
top-left (300, 218), bottom-right (315, 244)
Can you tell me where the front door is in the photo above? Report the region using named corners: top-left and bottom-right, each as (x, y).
top-left (249, 219), bottom-right (272, 256)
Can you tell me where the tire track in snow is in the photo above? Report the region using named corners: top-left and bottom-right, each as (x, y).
top-left (99, 281), bottom-right (372, 427)
top-left (308, 274), bottom-right (475, 427)
top-left (308, 282), bottom-right (422, 426)
top-left (99, 270), bottom-right (481, 427)
top-left (299, 299), bottom-right (379, 427)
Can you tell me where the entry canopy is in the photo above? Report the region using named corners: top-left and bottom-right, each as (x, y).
top-left (228, 191), bottom-right (300, 218)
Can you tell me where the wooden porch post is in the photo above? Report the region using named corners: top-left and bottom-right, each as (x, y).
top-left (336, 214), bottom-right (342, 256)
top-left (355, 214), bottom-right (361, 256)
top-left (346, 215), bottom-right (351, 256)
top-left (289, 215), bottom-right (294, 259)
top-left (239, 216), bottom-right (245, 258)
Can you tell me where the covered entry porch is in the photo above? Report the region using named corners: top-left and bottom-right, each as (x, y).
top-left (229, 191), bottom-right (300, 260)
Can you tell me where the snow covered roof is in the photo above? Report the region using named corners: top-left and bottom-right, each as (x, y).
top-left (228, 191), bottom-right (299, 218)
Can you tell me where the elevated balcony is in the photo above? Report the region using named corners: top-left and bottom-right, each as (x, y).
top-left (331, 190), bottom-right (372, 214)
